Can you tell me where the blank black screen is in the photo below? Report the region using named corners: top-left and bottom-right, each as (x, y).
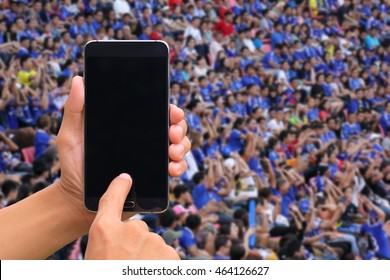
top-left (85, 56), bottom-right (168, 208)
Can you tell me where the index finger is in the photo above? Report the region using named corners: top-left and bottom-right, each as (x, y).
top-left (96, 173), bottom-right (133, 219)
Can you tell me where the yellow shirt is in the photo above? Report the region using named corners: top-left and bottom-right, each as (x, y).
top-left (18, 69), bottom-right (37, 86)
top-left (309, 0), bottom-right (319, 16)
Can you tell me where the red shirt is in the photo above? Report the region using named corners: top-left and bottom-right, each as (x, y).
top-left (219, 7), bottom-right (232, 18)
top-left (169, 0), bottom-right (182, 9)
top-left (214, 20), bottom-right (234, 37)
top-left (150, 31), bottom-right (162, 40)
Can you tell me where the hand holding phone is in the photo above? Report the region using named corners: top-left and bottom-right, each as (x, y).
top-left (56, 75), bottom-right (189, 226)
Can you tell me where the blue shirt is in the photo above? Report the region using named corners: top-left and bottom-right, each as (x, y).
top-left (332, 59), bottom-right (346, 73)
top-left (271, 32), bottom-right (284, 49)
top-left (341, 123), bottom-right (362, 141)
top-left (138, 34), bottom-right (150, 40)
top-left (242, 75), bottom-right (262, 87)
top-left (240, 57), bottom-right (254, 69)
top-left (187, 113), bottom-right (202, 133)
top-left (380, 112), bottom-right (390, 134)
top-left (230, 79), bottom-right (244, 91)
top-left (281, 192), bottom-right (294, 218)
top-left (69, 24), bottom-right (88, 38)
top-left (365, 35), bottom-right (380, 49)
top-left (232, 103), bottom-right (247, 117)
top-left (349, 78), bottom-right (362, 91)
top-left (179, 227), bottom-right (196, 254)
top-left (192, 183), bottom-right (221, 210)
top-left (248, 157), bottom-right (265, 180)
top-left (361, 222), bottom-right (390, 259)
top-left (199, 86), bottom-right (212, 102)
top-left (214, 254), bottom-right (230, 260)
top-left (34, 130), bottom-right (51, 159)
top-left (246, 95), bottom-right (263, 113)
top-left (192, 147), bottom-right (206, 169)
top-left (307, 108), bottom-right (319, 122)
top-left (263, 51), bottom-right (282, 69)
top-left (313, 176), bottom-right (326, 193)
top-left (4, 100), bottom-right (18, 129)
top-left (293, 49), bottom-right (307, 61)
top-left (320, 130), bottom-right (337, 144)
top-left (349, 99), bottom-right (370, 114)
top-left (268, 150), bottom-right (280, 168)
top-left (228, 129), bottom-right (245, 152)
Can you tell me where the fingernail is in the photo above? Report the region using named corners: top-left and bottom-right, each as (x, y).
top-left (177, 125), bottom-right (184, 136)
top-left (176, 165), bottom-right (181, 174)
top-left (119, 173), bottom-right (131, 180)
top-left (178, 144), bottom-right (185, 157)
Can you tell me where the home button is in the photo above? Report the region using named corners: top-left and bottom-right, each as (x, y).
top-left (125, 201), bottom-right (136, 208)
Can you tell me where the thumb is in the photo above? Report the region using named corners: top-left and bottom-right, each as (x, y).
top-left (61, 76), bottom-right (84, 133)
top-left (97, 173), bottom-right (133, 219)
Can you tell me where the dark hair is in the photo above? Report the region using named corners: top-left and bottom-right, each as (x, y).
top-left (233, 208), bottom-right (247, 220)
top-left (258, 187), bottom-right (272, 199)
top-left (198, 75), bottom-right (207, 82)
top-left (32, 181), bottom-right (49, 194)
top-left (173, 185), bottom-right (189, 199)
top-left (186, 214), bottom-right (201, 230)
top-left (267, 137), bottom-right (279, 150)
top-left (1, 180), bottom-right (19, 197)
top-left (230, 244), bottom-right (246, 260)
top-left (21, 173), bottom-right (37, 186)
top-left (219, 222), bottom-right (231, 235)
top-left (33, 158), bottom-right (49, 176)
top-left (233, 117), bottom-right (245, 129)
top-left (20, 54), bottom-right (31, 66)
top-left (36, 115), bottom-right (51, 129)
top-left (16, 184), bottom-right (31, 201)
top-left (279, 235), bottom-right (303, 259)
top-left (279, 130), bottom-right (289, 142)
top-left (159, 209), bottom-right (177, 228)
top-left (50, 14), bottom-right (60, 20)
top-left (74, 13), bottom-right (84, 21)
top-left (276, 178), bottom-right (287, 190)
top-left (186, 99), bottom-right (201, 111)
top-left (192, 171), bottom-right (205, 185)
top-left (57, 75), bottom-right (68, 87)
top-left (215, 235), bottom-right (229, 251)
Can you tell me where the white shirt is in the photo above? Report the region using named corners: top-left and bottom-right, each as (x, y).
top-left (209, 40), bottom-right (223, 66)
top-left (277, 70), bottom-right (290, 89)
top-left (267, 119), bottom-right (285, 132)
top-left (184, 26), bottom-right (202, 44)
top-left (193, 65), bottom-right (208, 77)
top-left (113, 0), bottom-right (130, 19)
top-left (194, 8), bottom-right (206, 18)
top-left (243, 38), bottom-right (256, 53)
top-left (185, 152), bottom-right (199, 180)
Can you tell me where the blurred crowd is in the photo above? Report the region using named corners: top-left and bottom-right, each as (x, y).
top-left (0, 0), bottom-right (390, 260)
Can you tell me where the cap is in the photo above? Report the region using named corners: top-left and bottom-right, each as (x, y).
top-left (299, 199), bottom-right (310, 214)
top-left (221, 145), bottom-right (233, 157)
top-left (162, 6), bottom-right (170, 11)
top-left (369, 133), bottom-right (381, 141)
top-left (172, 204), bottom-right (189, 216)
top-left (224, 158), bottom-right (236, 169)
top-left (162, 230), bottom-right (183, 245)
top-left (369, 209), bottom-right (379, 218)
